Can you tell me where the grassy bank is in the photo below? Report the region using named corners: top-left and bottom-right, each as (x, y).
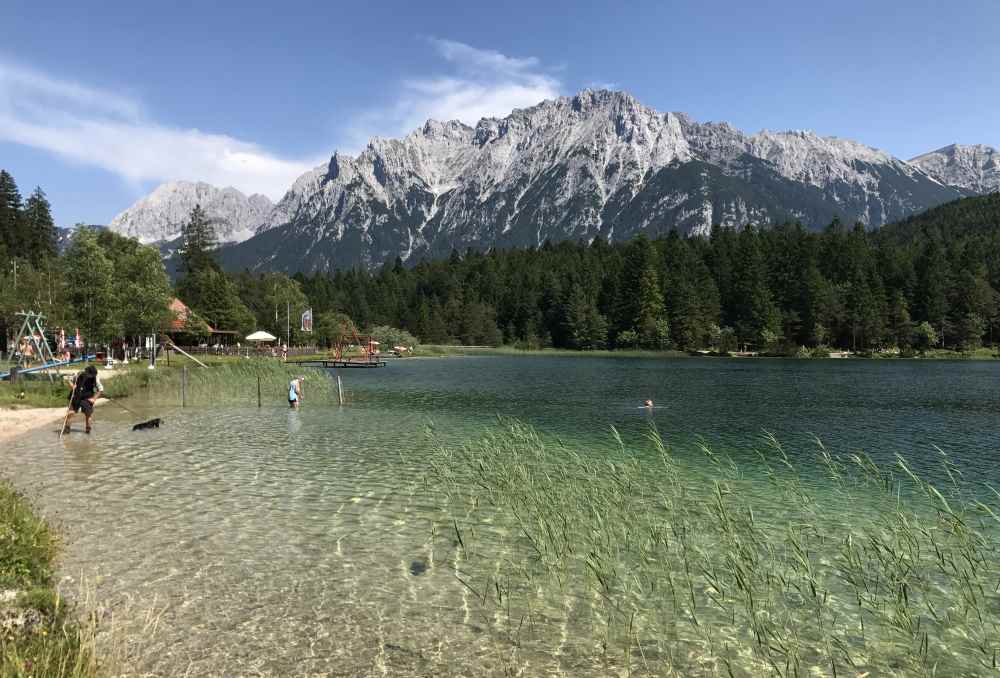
top-left (413, 344), bottom-right (691, 359)
top-left (0, 378), bottom-right (73, 409)
top-left (0, 481), bottom-right (97, 677)
top-left (427, 421), bottom-right (1000, 676)
top-left (414, 343), bottom-right (1000, 360)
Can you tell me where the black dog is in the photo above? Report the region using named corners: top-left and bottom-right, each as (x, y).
top-left (132, 418), bottom-right (161, 431)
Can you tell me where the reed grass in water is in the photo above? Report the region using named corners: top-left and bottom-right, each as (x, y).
top-left (425, 420), bottom-right (1000, 677)
top-left (104, 360), bottom-right (339, 407)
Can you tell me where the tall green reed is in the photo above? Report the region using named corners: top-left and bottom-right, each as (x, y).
top-left (424, 419), bottom-right (1000, 676)
top-left (105, 361), bottom-right (340, 407)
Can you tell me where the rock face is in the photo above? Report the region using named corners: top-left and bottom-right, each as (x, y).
top-left (221, 90), bottom-right (964, 273)
top-left (910, 144), bottom-right (1000, 196)
top-left (108, 181), bottom-right (272, 244)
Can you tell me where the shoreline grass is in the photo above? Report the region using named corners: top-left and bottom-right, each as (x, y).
top-left (414, 344), bottom-right (692, 359)
top-left (413, 343), bottom-right (1000, 360)
top-left (4, 341), bottom-right (995, 409)
top-left (0, 481), bottom-right (97, 677)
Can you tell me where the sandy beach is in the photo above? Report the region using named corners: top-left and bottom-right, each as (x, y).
top-left (0, 406), bottom-right (68, 444)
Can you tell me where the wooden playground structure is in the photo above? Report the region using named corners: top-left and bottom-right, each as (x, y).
top-left (291, 324), bottom-right (386, 369)
top-left (1, 311), bottom-right (95, 382)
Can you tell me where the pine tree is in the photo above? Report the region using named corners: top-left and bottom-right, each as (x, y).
top-left (636, 265), bottom-right (666, 348)
top-left (914, 239), bottom-right (950, 343)
top-left (23, 187), bottom-right (57, 265)
top-left (731, 226), bottom-right (780, 347)
top-left (614, 236), bottom-right (666, 347)
top-left (887, 291), bottom-right (913, 349)
top-left (0, 170), bottom-right (25, 259)
top-left (563, 285), bottom-right (596, 349)
top-left (179, 204), bottom-right (218, 273)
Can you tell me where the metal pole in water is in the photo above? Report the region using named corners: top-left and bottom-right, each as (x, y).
top-left (257, 376), bottom-right (262, 408)
top-left (181, 366), bottom-right (187, 407)
top-left (337, 374), bottom-right (344, 405)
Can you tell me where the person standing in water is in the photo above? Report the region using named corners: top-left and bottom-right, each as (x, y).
top-left (65, 365), bottom-right (103, 433)
top-left (288, 376), bottom-right (304, 409)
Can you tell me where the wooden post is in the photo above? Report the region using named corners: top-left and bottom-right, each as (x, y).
top-left (257, 376), bottom-right (262, 407)
top-left (181, 366), bottom-right (187, 407)
top-left (337, 374), bottom-right (344, 405)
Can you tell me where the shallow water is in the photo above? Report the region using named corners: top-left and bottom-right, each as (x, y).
top-left (2, 356), bottom-right (999, 675)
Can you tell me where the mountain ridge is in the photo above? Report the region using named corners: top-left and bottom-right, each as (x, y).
top-left (910, 144), bottom-right (1000, 195)
top-left (107, 89), bottom-right (996, 273)
top-left (108, 181), bottom-right (272, 245)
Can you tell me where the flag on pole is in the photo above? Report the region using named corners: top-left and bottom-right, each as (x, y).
top-left (300, 308), bottom-right (313, 333)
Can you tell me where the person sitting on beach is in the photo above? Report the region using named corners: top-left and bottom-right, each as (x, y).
top-left (65, 365), bottom-right (104, 434)
top-left (288, 376), bottom-right (304, 409)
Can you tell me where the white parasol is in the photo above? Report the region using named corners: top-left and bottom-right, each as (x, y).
top-left (245, 331), bottom-right (277, 342)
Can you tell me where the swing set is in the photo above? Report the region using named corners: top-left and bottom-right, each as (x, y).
top-left (0, 311), bottom-right (94, 381)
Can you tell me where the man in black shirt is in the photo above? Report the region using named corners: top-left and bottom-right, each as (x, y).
top-left (65, 365), bottom-right (103, 434)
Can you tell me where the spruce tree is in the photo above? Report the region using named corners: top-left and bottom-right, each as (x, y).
top-left (23, 187), bottom-right (57, 265)
top-left (887, 291), bottom-right (913, 349)
top-left (914, 240), bottom-right (950, 342)
top-left (0, 170), bottom-right (25, 258)
top-left (614, 236), bottom-right (666, 346)
top-left (179, 204), bottom-right (218, 273)
top-left (731, 226), bottom-right (780, 347)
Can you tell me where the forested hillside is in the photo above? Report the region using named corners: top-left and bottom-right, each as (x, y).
top-left (293, 206), bottom-right (1000, 353)
top-left (4, 162), bottom-right (999, 355)
top-left (877, 193), bottom-right (1000, 244)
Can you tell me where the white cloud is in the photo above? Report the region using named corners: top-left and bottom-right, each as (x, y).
top-left (0, 62), bottom-right (318, 200)
top-left (0, 41), bottom-right (563, 201)
top-left (342, 39), bottom-right (562, 151)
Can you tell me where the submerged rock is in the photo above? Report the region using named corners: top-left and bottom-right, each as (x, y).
top-left (408, 559), bottom-right (428, 576)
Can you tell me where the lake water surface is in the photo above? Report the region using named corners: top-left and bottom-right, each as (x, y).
top-left (3, 356), bottom-right (999, 675)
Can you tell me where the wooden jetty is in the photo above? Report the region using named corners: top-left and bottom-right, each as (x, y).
top-left (290, 358), bottom-right (387, 369)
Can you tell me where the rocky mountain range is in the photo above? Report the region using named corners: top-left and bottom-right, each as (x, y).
top-left (108, 181), bottom-right (272, 245)
top-left (910, 144), bottom-right (1000, 195)
top-left (106, 90), bottom-right (997, 273)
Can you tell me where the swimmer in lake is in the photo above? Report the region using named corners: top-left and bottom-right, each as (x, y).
top-left (644, 399), bottom-right (654, 408)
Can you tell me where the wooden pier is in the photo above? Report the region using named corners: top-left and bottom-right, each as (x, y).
top-left (290, 358), bottom-right (387, 369)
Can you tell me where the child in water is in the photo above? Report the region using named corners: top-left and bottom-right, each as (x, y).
top-left (288, 376), bottom-right (304, 409)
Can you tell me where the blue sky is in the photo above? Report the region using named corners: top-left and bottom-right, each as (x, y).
top-left (2, 0), bottom-right (998, 226)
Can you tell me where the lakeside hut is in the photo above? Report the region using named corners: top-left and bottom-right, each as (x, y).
top-left (164, 298), bottom-right (238, 347)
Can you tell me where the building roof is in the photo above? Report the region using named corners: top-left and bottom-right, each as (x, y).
top-left (167, 298), bottom-right (215, 333)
